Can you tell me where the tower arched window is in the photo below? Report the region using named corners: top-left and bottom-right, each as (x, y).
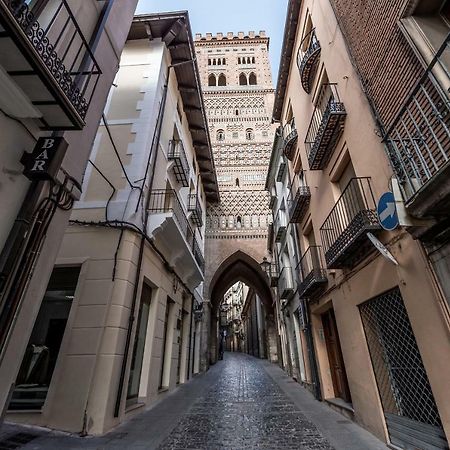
top-left (252, 56), bottom-right (255, 64)
top-left (246, 128), bottom-right (254, 140)
top-left (239, 73), bottom-right (247, 85)
top-left (222, 58), bottom-right (226, 65)
top-left (208, 74), bottom-right (216, 86)
top-left (235, 177), bottom-right (240, 187)
top-left (218, 59), bottom-right (221, 65)
top-left (218, 73), bottom-right (226, 86)
top-left (217, 129), bottom-right (225, 141)
top-left (249, 72), bottom-right (257, 85)
top-left (208, 58), bottom-right (211, 65)
top-left (238, 57), bottom-right (241, 64)
top-left (213, 59), bottom-right (216, 65)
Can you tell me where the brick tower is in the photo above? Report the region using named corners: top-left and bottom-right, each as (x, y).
top-left (194, 31), bottom-right (277, 368)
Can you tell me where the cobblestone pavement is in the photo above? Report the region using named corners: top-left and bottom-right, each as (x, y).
top-left (157, 353), bottom-right (333, 449)
top-left (0, 353), bottom-right (388, 449)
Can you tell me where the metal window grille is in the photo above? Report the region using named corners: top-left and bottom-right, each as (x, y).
top-left (359, 288), bottom-right (446, 449)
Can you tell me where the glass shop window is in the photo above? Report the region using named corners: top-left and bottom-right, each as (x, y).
top-left (127, 283), bottom-right (152, 403)
top-left (9, 266), bottom-right (80, 411)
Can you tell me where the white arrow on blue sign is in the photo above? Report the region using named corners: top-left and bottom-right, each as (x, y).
top-left (377, 191), bottom-right (399, 231)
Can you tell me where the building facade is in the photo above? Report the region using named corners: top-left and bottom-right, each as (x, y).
top-left (270, 0), bottom-right (450, 449)
top-left (0, 0), bottom-right (138, 422)
top-left (193, 31), bottom-right (279, 369)
top-left (5, 12), bottom-right (219, 435)
top-left (220, 281), bottom-right (247, 352)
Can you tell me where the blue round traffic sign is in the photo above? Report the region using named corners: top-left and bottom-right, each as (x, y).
top-left (377, 192), bottom-right (399, 231)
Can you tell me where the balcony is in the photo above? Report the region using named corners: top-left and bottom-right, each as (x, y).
top-left (306, 83), bottom-right (346, 170)
top-left (274, 210), bottom-right (288, 243)
top-left (297, 28), bottom-right (321, 94)
top-left (188, 193), bottom-right (203, 227)
top-left (168, 140), bottom-right (190, 187)
top-left (384, 36), bottom-right (450, 219)
top-left (297, 246), bottom-right (327, 299)
top-left (288, 173), bottom-right (311, 223)
top-left (320, 178), bottom-right (381, 269)
top-left (278, 266), bottom-right (294, 299)
top-left (282, 117), bottom-right (298, 160)
top-left (269, 262), bottom-right (279, 287)
top-left (276, 161), bottom-right (287, 182)
top-left (0, 0), bottom-right (101, 130)
top-left (147, 189), bottom-right (204, 287)
top-left (269, 193), bottom-right (277, 210)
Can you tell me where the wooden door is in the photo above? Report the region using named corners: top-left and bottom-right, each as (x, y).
top-left (322, 309), bottom-right (352, 403)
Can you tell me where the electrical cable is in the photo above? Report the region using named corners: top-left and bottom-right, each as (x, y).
top-left (101, 113), bottom-right (141, 192)
top-left (0, 107), bottom-right (38, 142)
top-left (87, 159), bottom-right (116, 221)
top-left (69, 219), bottom-right (195, 298)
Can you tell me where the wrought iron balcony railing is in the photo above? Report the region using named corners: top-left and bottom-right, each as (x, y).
top-left (296, 246), bottom-right (327, 299)
top-left (188, 193), bottom-right (203, 227)
top-left (297, 28), bottom-right (321, 94)
top-left (274, 209), bottom-right (288, 243)
top-left (305, 83), bottom-right (346, 170)
top-left (278, 266), bottom-right (294, 299)
top-left (168, 140), bottom-right (190, 187)
top-left (269, 193), bottom-right (277, 210)
top-left (288, 172), bottom-right (311, 223)
top-left (269, 261), bottom-right (279, 288)
top-left (320, 177), bottom-right (381, 269)
top-left (276, 161), bottom-right (287, 182)
top-left (384, 35), bottom-right (450, 218)
top-left (282, 117), bottom-right (298, 160)
top-left (147, 189), bottom-right (204, 273)
top-left (0, 0), bottom-right (102, 129)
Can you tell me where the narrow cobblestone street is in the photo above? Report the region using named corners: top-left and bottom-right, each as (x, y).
top-left (0, 353), bottom-right (388, 450)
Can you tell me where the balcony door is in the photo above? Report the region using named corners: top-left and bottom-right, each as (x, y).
top-left (322, 308), bottom-right (352, 403)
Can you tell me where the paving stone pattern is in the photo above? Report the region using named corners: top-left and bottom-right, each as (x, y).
top-left (157, 354), bottom-right (334, 449)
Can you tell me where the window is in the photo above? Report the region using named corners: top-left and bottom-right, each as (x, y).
top-left (238, 57), bottom-right (241, 64)
top-left (252, 56), bottom-right (255, 64)
top-left (159, 297), bottom-right (174, 389)
top-left (218, 59), bottom-right (221, 65)
top-left (239, 73), bottom-right (247, 85)
top-left (246, 128), bottom-right (254, 140)
top-left (399, 0), bottom-right (450, 73)
top-left (235, 177), bottom-right (240, 187)
top-left (222, 58), bottom-right (226, 65)
top-left (249, 72), bottom-right (257, 85)
top-left (208, 74), bottom-right (216, 86)
top-left (232, 132), bottom-right (238, 138)
top-left (217, 129), bottom-right (225, 141)
top-left (218, 73), bottom-right (226, 86)
top-left (9, 267), bottom-right (80, 410)
top-left (127, 283), bottom-right (152, 402)
top-left (208, 58), bottom-right (211, 65)
top-left (213, 59), bottom-right (216, 65)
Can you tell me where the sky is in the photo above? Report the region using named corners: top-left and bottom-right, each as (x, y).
top-left (136, 0), bottom-right (289, 84)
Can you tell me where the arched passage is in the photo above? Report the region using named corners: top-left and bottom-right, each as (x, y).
top-left (207, 251), bottom-right (279, 365)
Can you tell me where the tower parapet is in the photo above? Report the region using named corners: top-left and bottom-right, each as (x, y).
top-left (194, 31), bottom-right (267, 41)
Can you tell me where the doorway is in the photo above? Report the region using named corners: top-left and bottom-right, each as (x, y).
top-left (322, 308), bottom-right (352, 403)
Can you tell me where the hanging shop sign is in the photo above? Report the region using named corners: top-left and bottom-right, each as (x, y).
top-left (21, 137), bottom-right (68, 181)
